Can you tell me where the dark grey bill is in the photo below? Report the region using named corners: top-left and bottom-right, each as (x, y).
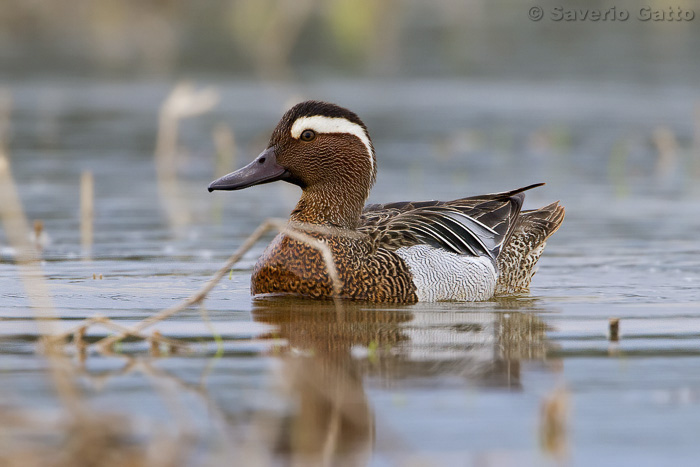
top-left (208, 147), bottom-right (289, 192)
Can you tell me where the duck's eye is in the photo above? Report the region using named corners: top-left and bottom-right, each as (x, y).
top-left (300, 129), bottom-right (316, 142)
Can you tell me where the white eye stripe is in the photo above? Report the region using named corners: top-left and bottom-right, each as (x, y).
top-left (290, 115), bottom-right (374, 171)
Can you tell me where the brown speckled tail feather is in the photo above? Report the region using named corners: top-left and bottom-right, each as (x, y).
top-left (495, 202), bottom-right (565, 294)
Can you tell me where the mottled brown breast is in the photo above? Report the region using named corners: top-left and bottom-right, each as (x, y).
top-left (251, 231), bottom-right (418, 303)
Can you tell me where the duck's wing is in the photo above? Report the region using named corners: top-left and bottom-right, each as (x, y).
top-left (360, 184), bottom-right (543, 261)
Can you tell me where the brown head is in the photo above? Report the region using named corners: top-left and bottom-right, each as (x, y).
top-left (208, 101), bottom-right (377, 228)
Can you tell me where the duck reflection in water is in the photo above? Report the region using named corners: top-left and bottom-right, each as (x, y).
top-left (251, 296), bottom-right (553, 464)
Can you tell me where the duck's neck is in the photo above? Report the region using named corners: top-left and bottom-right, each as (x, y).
top-left (290, 183), bottom-right (367, 229)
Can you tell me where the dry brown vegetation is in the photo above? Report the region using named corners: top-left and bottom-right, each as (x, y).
top-left (0, 85), bottom-right (354, 466)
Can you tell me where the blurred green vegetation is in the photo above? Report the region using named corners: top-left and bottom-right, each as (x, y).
top-left (1, 0), bottom-right (699, 82)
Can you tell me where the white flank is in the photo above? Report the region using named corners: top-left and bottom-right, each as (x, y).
top-left (395, 245), bottom-right (497, 302)
top-left (290, 115), bottom-right (374, 171)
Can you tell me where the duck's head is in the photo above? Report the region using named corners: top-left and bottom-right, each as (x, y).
top-left (209, 101), bottom-right (377, 228)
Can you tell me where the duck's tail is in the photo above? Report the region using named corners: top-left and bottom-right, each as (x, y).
top-left (495, 201), bottom-right (565, 294)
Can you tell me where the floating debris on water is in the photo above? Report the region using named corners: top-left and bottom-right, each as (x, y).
top-left (609, 317), bottom-right (620, 342)
top-left (29, 219), bottom-right (51, 251)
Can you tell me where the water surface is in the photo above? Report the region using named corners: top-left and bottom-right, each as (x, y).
top-left (1, 79), bottom-right (700, 465)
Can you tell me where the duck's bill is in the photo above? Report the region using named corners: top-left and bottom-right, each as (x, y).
top-left (208, 147), bottom-right (290, 192)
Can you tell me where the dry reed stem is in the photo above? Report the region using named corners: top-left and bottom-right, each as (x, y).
top-left (32, 219), bottom-right (45, 251)
top-left (94, 353), bottom-right (229, 422)
top-left (0, 89), bottom-right (10, 142)
top-left (198, 302), bottom-right (224, 358)
top-left (539, 385), bottom-right (570, 461)
top-left (150, 330), bottom-right (163, 356)
top-left (0, 116), bottom-right (208, 460)
top-left (608, 317), bottom-right (620, 342)
top-left (80, 170), bottom-right (93, 257)
top-left (694, 103), bottom-right (700, 179)
top-left (0, 93), bottom-right (84, 417)
top-left (91, 316), bottom-right (187, 351)
top-left (66, 353), bottom-right (235, 461)
top-left (56, 316), bottom-right (103, 342)
top-left (91, 218), bottom-right (346, 351)
top-left (62, 355), bottom-right (225, 462)
top-left (73, 357), bottom-right (138, 392)
top-left (91, 218), bottom-right (278, 351)
top-left (47, 315), bottom-right (187, 353)
top-left (652, 126), bottom-right (677, 181)
top-left (72, 325), bottom-right (87, 365)
top-left (28, 215), bottom-right (347, 358)
top-left (138, 360), bottom-right (195, 439)
top-left (282, 221), bottom-right (345, 313)
top-left (137, 359), bottom-right (235, 463)
top-left (155, 83), bottom-right (218, 230)
top-left (321, 381), bottom-right (345, 465)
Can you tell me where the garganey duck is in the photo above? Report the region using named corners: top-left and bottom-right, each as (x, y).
top-left (209, 101), bottom-right (564, 303)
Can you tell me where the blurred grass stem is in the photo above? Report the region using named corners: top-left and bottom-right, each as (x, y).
top-left (155, 83), bottom-right (218, 230)
top-left (0, 92), bottom-right (84, 417)
top-left (92, 218), bottom-right (345, 351)
top-left (80, 170), bottom-right (94, 257)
